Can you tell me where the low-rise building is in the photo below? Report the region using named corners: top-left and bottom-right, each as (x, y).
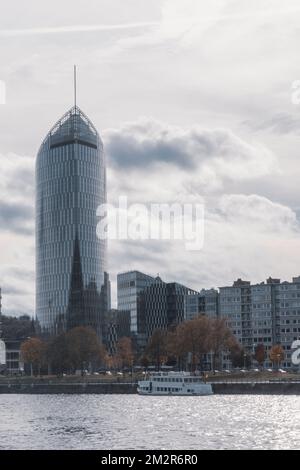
top-left (0, 340), bottom-right (24, 375)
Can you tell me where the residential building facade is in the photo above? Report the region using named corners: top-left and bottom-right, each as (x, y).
top-left (219, 277), bottom-right (300, 369)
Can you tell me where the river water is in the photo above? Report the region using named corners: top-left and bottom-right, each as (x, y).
top-left (0, 394), bottom-right (299, 450)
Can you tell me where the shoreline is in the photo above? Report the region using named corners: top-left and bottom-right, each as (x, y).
top-left (1, 381), bottom-right (300, 395)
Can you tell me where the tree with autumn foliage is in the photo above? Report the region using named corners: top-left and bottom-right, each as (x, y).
top-left (209, 317), bottom-right (238, 371)
top-left (66, 326), bottom-right (106, 374)
top-left (254, 343), bottom-right (265, 369)
top-left (229, 345), bottom-right (251, 369)
top-left (229, 343), bottom-right (244, 368)
top-left (269, 344), bottom-right (285, 370)
top-left (20, 337), bottom-right (46, 376)
top-left (47, 332), bottom-right (72, 375)
top-left (166, 316), bottom-right (245, 372)
top-left (115, 337), bottom-right (135, 370)
top-left (146, 329), bottom-right (168, 370)
top-left (139, 355), bottom-right (150, 370)
top-left (177, 316), bottom-right (212, 371)
top-left (166, 327), bottom-right (188, 370)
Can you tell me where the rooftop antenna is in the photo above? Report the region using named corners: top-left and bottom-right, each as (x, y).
top-left (74, 64), bottom-right (77, 109)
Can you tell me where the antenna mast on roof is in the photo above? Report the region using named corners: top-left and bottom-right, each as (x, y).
top-left (74, 65), bottom-right (77, 109)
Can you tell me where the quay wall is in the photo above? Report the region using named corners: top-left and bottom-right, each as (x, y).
top-left (0, 381), bottom-right (300, 394)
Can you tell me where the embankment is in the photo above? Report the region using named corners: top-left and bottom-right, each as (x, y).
top-left (0, 382), bottom-right (137, 394)
top-left (212, 381), bottom-right (300, 394)
top-left (1, 380), bottom-right (300, 394)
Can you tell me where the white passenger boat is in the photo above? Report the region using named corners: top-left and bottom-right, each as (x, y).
top-left (137, 371), bottom-right (213, 396)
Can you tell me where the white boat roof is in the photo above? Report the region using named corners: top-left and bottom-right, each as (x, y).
top-left (148, 371), bottom-right (200, 377)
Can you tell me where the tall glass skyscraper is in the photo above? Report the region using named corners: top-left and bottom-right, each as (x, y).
top-left (36, 106), bottom-right (109, 336)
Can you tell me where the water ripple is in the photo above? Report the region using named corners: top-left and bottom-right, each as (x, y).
top-left (0, 394), bottom-right (299, 449)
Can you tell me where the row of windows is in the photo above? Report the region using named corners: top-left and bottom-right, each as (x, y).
top-left (39, 176), bottom-right (104, 195)
top-left (279, 319), bottom-right (300, 324)
top-left (277, 302), bottom-right (300, 307)
top-left (38, 141), bottom-right (102, 166)
top-left (37, 170), bottom-right (103, 192)
top-left (278, 310), bottom-right (300, 316)
top-left (252, 329), bottom-right (272, 334)
top-left (37, 194), bottom-right (103, 213)
top-left (152, 377), bottom-right (202, 383)
top-left (252, 312), bottom-right (272, 318)
top-left (252, 320), bottom-right (272, 326)
top-left (253, 337), bottom-right (272, 343)
top-left (280, 336), bottom-right (299, 343)
top-left (156, 387), bottom-right (181, 392)
top-left (38, 230), bottom-right (105, 248)
top-left (38, 243), bottom-right (102, 262)
top-left (37, 273), bottom-right (103, 292)
top-left (253, 304), bottom-right (272, 309)
top-left (281, 328), bottom-right (300, 333)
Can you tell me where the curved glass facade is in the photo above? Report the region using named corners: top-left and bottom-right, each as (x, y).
top-left (36, 106), bottom-right (108, 336)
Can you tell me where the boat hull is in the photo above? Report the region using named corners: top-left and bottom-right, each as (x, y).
top-left (137, 385), bottom-right (213, 396)
top-left (137, 391), bottom-right (213, 396)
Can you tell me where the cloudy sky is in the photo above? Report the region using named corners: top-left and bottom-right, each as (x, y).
top-left (1, 0), bottom-right (300, 315)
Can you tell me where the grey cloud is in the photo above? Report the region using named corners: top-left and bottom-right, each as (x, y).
top-left (0, 201), bottom-right (34, 236)
top-left (5, 267), bottom-right (35, 282)
top-left (243, 112), bottom-right (300, 135)
top-left (109, 239), bottom-right (168, 271)
top-left (104, 120), bottom-right (274, 174)
top-left (105, 132), bottom-right (196, 169)
top-left (218, 194), bottom-right (299, 232)
top-left (1, 283), bottom-right (30, 296)
top-left (7, 168), bottom-right (34, 198)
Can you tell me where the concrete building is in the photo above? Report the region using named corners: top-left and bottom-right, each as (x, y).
top-left (271, 276), bottom-right (300, 368)
top-left (0, 339), bottom-right (24, 376)
top-left (219, 277), bottom-right (300, 369)
top-left (5, 340), bottom-right (24, 375)
top-left (219, 279), bottom-right (252, 351)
